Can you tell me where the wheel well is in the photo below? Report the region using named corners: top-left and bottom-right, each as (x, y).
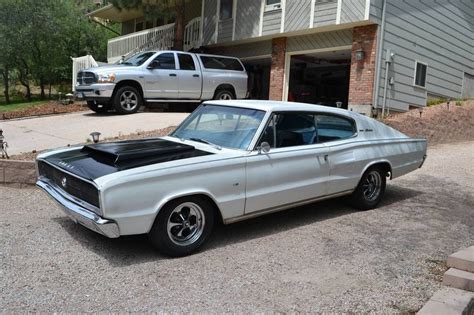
top-left (369, 162), bottom-right (392, 179)
top-left (160, 194), bottom-right (224, 225)
top-left (214, 84), bottom-right (236, 98)
top-left (113, 80), bottom-right (144, 100)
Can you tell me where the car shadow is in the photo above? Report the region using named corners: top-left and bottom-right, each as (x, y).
top-left (53, 184), bottom-right (423, 266)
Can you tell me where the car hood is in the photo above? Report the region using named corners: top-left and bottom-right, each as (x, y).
top-left (39, 138), bottom-right (214, 181)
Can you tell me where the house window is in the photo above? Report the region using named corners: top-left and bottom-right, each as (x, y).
top-left (265, 0), bottom-right (281, 11)
top-left (414, 61), bottom-right (428, 88)
top-left (220, 0), bottom-right (233, 20)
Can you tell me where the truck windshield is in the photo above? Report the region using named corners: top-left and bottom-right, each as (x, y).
top-left (120, 51), bottom-right (156, 66)
top-left (171, 105), bottom-right (266, 150)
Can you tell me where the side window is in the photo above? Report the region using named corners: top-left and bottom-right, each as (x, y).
top-left (154, 53), bottom-right (176, 70)
top-left (199, 56), bottom-right (244, 71)
top-left (178, 54), bottom-right (196, 71)
top-left (260, 113), bottom-right (317, 148)
top-left (414, 61), bottom-right (427, 88)
top-left (265, 0), bottom-right (281, 11)
top-left (315, 115), bottom-right (356, 143)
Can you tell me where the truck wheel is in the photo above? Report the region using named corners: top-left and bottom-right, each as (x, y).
top-left (349, 166), bottom-right (387, 210)
top-left (113, 86), bottom-right (142, 114)
top-left (148, 196), bottom-right (215, 257)
top-left (87, 100), bottom-right (109, 113)
top-left (214, 89), bottom-right (235, 100)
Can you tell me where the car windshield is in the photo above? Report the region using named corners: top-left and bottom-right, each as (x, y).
top-left (120, 51), bottom-right (156, 66)
top-left (171, 104), bottom-right (266, 150)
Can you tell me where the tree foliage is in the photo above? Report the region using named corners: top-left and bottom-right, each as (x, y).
top-left (0, 0), bottom-right (117, 103)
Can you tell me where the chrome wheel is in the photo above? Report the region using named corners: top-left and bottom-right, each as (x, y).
top-left (167, 202), bottom-right (205, 246)
top-left (119, 90), bottom-right (138, 111)
top-left (362, 171), bottom-right (382, 201)
top-left (218, 92), bottom-right (233, 100)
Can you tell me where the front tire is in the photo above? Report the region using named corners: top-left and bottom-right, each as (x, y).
top-left (87, 100), bottom-right (109, 113)
top-left (148, 196), bottom-right (215, 257)
top-left (349, 166), bottom-right (387, 210)
top-left (113, 86), bottom-right (142, 114)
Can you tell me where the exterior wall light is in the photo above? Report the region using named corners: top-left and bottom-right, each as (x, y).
top-left (355, 49), bottom-right (365, 61)
top-left (336, 101), bottom-right (343, 108)
top-left (90, 132), bottom-right (101, 143)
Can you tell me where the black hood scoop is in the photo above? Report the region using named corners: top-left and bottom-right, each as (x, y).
top-left (42, 138), bottom-right (213, 180)
top-left (81, 139), bottom-right (196, 164)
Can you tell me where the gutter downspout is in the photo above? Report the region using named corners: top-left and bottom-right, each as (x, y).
top-left (382, 49), bottom-right (392, 117)
top-left (373, 0), bottom-right (388, 117)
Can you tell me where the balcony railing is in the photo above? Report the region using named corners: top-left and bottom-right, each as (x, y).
top-left (106, 18), bottom-right (202, 64)
top-left (184, 17), bottom-right (202, 51)
top-left (107, 23), bottom-right (175, 63)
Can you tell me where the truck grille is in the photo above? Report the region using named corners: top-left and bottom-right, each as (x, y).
top-left (77, 71), bottom-right (97, 85)
top-left (38, 161), bottom-right (100, 208)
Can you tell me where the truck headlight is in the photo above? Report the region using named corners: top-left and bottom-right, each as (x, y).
top-left (97, 73), bottom-right (116, 83)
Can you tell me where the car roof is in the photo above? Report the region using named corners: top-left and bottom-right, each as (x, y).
top-left (203, 100), bottom-right (358, 116)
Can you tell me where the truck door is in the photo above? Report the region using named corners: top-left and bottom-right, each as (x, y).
top-left (144, 52), bottom-right (179, 99)
top-left (177, 53), bottom-right (202, 100)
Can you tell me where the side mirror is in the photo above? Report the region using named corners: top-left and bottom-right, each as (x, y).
top-left (258, 142), bottom-right (271, 154)
top-left (147, 60), bottom-right (160, 69)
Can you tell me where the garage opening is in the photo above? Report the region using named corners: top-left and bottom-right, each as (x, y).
top-left (287, 50), bottom-right (351, 108)
top-left (244, 58), bottom-right (271, 100)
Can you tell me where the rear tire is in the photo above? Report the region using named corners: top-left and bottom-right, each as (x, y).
top-left (214, 89), bottom-right (235, 100)
top-left (113, 86), bottom-right (142, 114)
top-left (148, 196), bottom-right (215, 257)
top-left (87, 100), bottom-right (109, 113)
top-left (349, 166), bottom-right (387, 210)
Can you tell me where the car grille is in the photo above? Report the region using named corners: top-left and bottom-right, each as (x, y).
top-left (38, 161), bottom-right (100, 208)
top-left (77, 71), bottom-right (97, 85)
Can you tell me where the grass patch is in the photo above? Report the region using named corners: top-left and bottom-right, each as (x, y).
top-left (426, 98), bottom-right (447, 107)
top-left (0, 100), bottom-right (49, 113)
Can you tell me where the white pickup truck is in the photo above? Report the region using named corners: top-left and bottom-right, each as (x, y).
top-left (75, 51), bottom-right (248, 114)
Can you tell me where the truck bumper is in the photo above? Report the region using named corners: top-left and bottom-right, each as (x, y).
top-left (37, 179), bottom-right (120, 238)
top-left (75, 83), bottom-right (115, 101)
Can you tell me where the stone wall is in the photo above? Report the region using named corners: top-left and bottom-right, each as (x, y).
top-left (0, 160), bottom-right (36, 187)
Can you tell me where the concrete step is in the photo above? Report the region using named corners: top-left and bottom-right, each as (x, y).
top-left (443, 268), bottom-right (474, 292)
top-left (447, 246), bottom-right (474, 273)
top-left (417, 287), bottom-right (474, 315)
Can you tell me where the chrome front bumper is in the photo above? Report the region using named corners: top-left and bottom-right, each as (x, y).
top-left (75, 83), bottom-right (115, 100)
top-left (37, 180), bottom-right (120, 238)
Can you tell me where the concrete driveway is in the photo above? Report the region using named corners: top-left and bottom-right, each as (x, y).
top-left (1, 141), bottom-right (473, 313)
top-left (0, 111), bottom-right (189, 155)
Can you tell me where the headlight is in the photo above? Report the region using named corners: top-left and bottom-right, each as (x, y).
top-left (97, 73), bottom-right (116, 83)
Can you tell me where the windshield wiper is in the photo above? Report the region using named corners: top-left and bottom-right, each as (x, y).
top-left (189, 138), bottom-right (222, 150)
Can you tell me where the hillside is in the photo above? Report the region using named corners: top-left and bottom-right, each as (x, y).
top-left (384, 100), bottom-right (474, 146)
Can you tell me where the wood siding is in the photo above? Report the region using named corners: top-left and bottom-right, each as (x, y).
top-left (314, 0), bottom-right (338, 27)
top-left (287, 29), bottom-right (352, 52)
top-left (371, 0), bottom-right (474, 111)
top-left (202, 0), bottom-right (217, 45)
top-left (234, 0), bottom-right (261, 40)
top-left (214, 41), bottom-right (273, 59)
top-left (340, 0), bottom-right (366, 23)
top-left (285, 0), bottom-right (312, 32)
top-left (218, 19), bottom-right (233, 42)
top-left (262, 9), bottom-right (282, 36)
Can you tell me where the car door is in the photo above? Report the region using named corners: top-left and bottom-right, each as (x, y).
top-left (144, 52), bottom-right (179, 99)
top-left (314, 113), bottom-right (363, 195)
top-left (244, 112), bottom-right (331, 214)
top-left (177, 53), bottom-right (202, 99)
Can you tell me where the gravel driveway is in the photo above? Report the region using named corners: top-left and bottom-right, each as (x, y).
top-left (1, 141), bottom-right (473, 313)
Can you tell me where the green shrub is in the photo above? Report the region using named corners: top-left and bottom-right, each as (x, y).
top-left (426, 98), bottom-right (447, 107)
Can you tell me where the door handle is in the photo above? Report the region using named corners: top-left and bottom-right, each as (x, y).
top-left (324, 154), bottom-right (329, 162)
top-left (169, 73), bottom-right (177, 77)
top-left (193, 74), bottom-right (200, 78)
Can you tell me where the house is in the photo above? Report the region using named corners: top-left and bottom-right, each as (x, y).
top-left (87, 0), bottom-right (474, 115)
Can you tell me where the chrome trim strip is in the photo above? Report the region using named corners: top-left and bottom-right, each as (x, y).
top-left (37, 180), bottom-right (119, 238)
top-left (224, 189), bottom-right (353, 224)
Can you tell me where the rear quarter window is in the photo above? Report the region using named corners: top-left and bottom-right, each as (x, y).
top-left (199, 56), bottom-right (244, 71)
top-left (315, 114), bottom-right (356, 143)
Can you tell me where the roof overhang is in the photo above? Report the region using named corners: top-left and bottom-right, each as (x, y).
top-left (87, 4), bottom-right (143, 22)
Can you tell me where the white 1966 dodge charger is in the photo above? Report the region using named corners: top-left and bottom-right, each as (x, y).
top-left (37, 101), bottom-right (427, 256)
